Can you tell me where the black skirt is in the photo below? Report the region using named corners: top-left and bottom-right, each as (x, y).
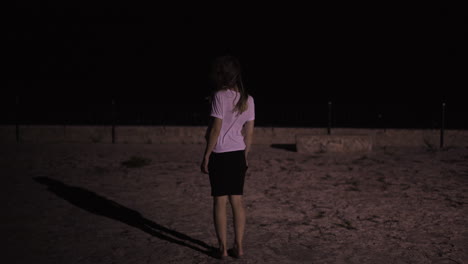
top-left (208, 150), bottom-right (248, 197)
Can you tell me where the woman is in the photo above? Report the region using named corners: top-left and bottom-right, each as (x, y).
top-left (201, 55), bottom-right (255, 259)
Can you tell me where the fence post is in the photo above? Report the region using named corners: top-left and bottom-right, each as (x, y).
top-left (328, 101), bottom-right (332, 135)
top-left (440, 102), bottom-right (445, 149)
top-left (15, 95), bottom-right (19, 143)
top-left (378, 113), bottom-right (385, 132)
top-left (112, 99), bottom-right (115, 144)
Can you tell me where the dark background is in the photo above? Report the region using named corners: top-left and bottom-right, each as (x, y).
top-left (4, 2), bottom-right (467, 128)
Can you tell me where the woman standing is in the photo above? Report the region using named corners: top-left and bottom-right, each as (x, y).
top-left (201, 55), bottom-right (255, 259)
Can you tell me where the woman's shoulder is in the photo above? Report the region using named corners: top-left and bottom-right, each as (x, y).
top-left (213, 89), bottom-right (231, 97)
top-left (211, 90), bottom-right (226, 100)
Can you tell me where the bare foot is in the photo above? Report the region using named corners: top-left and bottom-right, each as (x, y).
top-left (217, 248), bottom-right (228, 259)
top-left (228, 246), bottom-right (244, 259)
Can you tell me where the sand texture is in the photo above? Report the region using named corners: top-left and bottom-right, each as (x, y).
top-left (1, 143), bottom-right (467, 263)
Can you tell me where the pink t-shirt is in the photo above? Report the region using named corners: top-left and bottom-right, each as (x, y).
top-left (210, 89), bottom-right (255, 153)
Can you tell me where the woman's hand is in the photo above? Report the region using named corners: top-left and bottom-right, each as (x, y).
top-left (245, 152), bottom-right (249, 168)
top-left (201, 156), bottom-right (209, 174)
top-left (201, 117), bottom-right (221, 174)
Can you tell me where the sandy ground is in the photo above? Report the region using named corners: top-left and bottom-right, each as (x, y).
top-left (1, 143), bottom-right (467, 264)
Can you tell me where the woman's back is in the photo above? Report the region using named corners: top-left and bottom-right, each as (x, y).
top-left (211, 89), bottom-right (255, 153)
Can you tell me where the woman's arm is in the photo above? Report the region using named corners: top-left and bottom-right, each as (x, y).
top-left (243, 120), bottom-right (255, 162)
top-left (201, 117), bottom-right (222, 173)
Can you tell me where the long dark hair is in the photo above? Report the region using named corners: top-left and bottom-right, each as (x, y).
top-left (210, 55), bottom-right (248, 114)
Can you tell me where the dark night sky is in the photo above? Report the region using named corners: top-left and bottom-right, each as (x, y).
top-left (5, 2), bottom-right (467, 125)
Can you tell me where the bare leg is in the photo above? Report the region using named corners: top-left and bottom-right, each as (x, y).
top-left (229, 195), bottom-right (245, 256)
top-left (213, 196), bottom-right (228, 257)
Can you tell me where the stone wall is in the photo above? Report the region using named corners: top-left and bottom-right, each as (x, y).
top-left (1, 125), bottom-right (467, 148)
top-left (296, 135), bottom-right (373, 153)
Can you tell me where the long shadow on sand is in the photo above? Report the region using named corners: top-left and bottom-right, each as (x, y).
top-left (34, 177), bottom-right (216, 258)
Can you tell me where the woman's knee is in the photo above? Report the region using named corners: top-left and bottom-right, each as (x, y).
top-left (229, 195), bottom-right (243, 206)
top-left (214, 195), bottom-right (228, 206)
